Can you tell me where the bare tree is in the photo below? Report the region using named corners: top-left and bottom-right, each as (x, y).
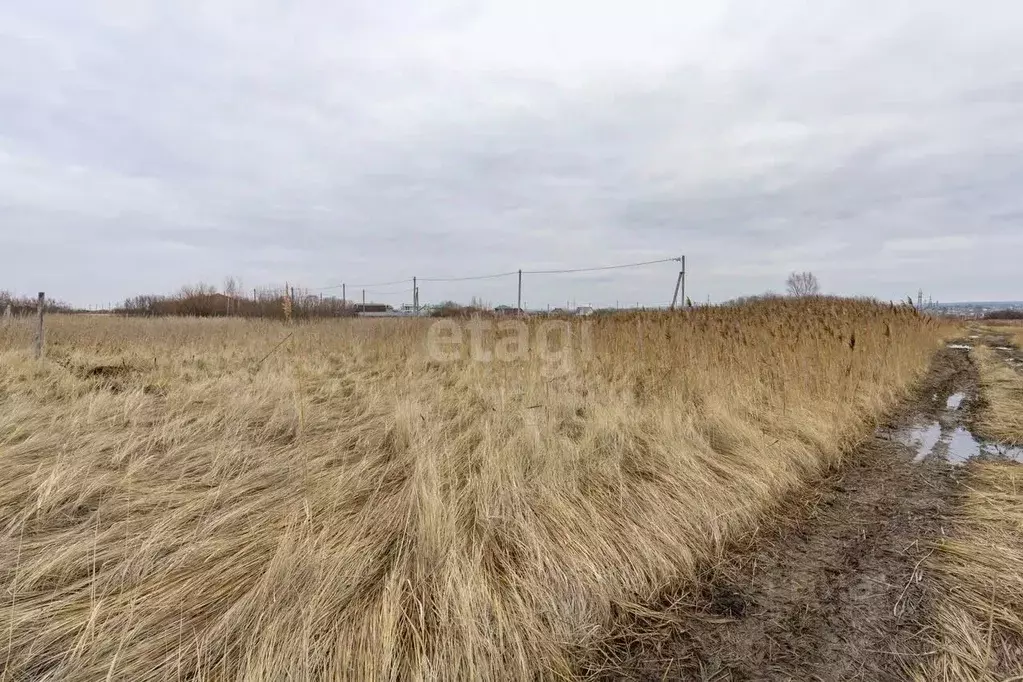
top-left (786, 271), bottom-right (820, 297)
top-left (223, 276), bottom-right (243, 315)
top-left (180, 282), bottom-right (218, 298)
top-left (223, 276), bottom-right (242, 298)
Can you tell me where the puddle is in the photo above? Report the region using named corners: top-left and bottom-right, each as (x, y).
top-left (895, 388), bottom-right (1023, 464)
top-left (900, 422), bottom-right (1023, 464)
top-left (946, 392), bottom-right (966, 410)
top-left (947, 344), bottom-right (972, 350)
top-left (901, 422), bottom-right (943, 463)
top-left (969, 334), bottom-right (981, 339)
top-left (946, 427), bottom-right (985, 464)
top-left (994, 346), bottom-right (1014, 351)
top-left (946, 427), bottom-right (1023, 464)
top-left (988, 442), bottom-right (1023, 461)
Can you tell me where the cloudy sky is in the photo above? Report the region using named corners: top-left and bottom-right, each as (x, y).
top-left (2, 1), bottom-right (1022, 309)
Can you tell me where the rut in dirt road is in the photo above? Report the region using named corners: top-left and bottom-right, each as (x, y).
top-left (602, 346), bottom-right (978, 681)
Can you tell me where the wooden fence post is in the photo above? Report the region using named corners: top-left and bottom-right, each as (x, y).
top-left (35, 292), bottom-right (45, 359)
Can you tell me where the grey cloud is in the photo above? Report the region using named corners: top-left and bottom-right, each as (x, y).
top-left (2, 1), bottom-right (1023, 306)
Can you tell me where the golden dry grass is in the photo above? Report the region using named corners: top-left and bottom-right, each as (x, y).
top-left (0, 299), bottom-right (944, 680)
top-left (973, 344), bottom-right (1023, 446)
top-left (919, 341), bottom-right (1023, 682)
top-left (978, 322), bottom-right (1023, 353)
top-left (921, 463), bottom-right (1023, 682)
top-left (1006, 326), bottom-right (1023, 351)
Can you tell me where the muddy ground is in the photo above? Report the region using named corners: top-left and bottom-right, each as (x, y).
top-left (598, 344), bottom-right (983, 681)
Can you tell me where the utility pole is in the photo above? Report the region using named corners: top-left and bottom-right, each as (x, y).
top-left (413, 277), bottom-right (418, 313)
top-left (670, 271), bottom-right (684, 310)
top-left (681, 255), bottom-right (686, 308)
top-left (517, 269), bottom-right (522, 313)
top-left (362, 289), bottom-right (366, 313)
top-left (342, 283), bottom-right (346, 309)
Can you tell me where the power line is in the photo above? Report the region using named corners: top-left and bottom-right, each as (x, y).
top-left (313, 278), bottom-right (411, 291)
top-left (361, 287), bottom-right (416, 296)
top-left (419, 271), bottom-right (518, 283)
top-left (313, 256), bottom-right (681, 290)
top-left (523, 256), bottom-right (682, 275)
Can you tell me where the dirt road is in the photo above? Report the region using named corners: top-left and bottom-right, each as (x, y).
top-left (601, 345), bottom-right (981, 681)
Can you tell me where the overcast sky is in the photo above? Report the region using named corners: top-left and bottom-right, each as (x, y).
top-left (2, 1), bottom-right (1022, 308)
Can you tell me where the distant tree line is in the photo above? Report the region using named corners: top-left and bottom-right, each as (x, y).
top-left (118, 280), bottom-right (363, 319)
top-left (0, 291), bottom-right (72, 316)
top-left (983, 309), bottom-right (1023, 320)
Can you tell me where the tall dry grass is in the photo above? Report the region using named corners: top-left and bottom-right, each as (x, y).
top-left (0, 299), bottom-right (944, 680)
top-left (920, 340), bottom-right (1023, 681)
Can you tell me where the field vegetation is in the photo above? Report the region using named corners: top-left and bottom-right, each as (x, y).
top-left (923, 462), bottom-right (1023, 681)
top-left (921, 331), bottom-right (1023, 681)
top-left (982, 309), bottom-right (1023, 321)
top-left (0, 298), bottom-right (945, 680)
top-left (119, 283), bottom-right (352, 319)
top-left (972, 344), bottom-right (1023, 446)
top-left (0, 291), bottom-right (72, 316)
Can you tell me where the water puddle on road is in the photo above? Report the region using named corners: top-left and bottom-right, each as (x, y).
top-left (896, 388), bottom-right (1023, 464)
top-left (946, 392), bottom-right (966, 410)
top-left (902, 423), bottom-right (942, 463)
top-left (946, 344), bottom-right (973, 350)
top-left (900, 422), bottom-right (1023, 464)
top-left (946, 427), bottom-right (991, 464)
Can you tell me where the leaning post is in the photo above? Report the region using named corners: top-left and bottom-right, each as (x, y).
top-left (35, 292), bottom-right (45, 359)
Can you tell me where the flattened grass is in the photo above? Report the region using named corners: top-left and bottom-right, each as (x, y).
top-left (920, 340), bottom-right (1023, 681)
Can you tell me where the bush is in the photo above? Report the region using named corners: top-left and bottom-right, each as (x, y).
top-left (983, 309), bottom-right (1023, 320)
top-left (0, 291), bottom-right (72, 316)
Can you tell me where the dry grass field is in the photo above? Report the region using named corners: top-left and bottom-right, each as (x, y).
top-left (973, 344), bottom-right (1023, 446)
top-left (923, 463), bottom-right (1023, 682)
top-left (921, 331), bottom-right (1023, 681)
top-left (0, 299), bottom-right (945, 680)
